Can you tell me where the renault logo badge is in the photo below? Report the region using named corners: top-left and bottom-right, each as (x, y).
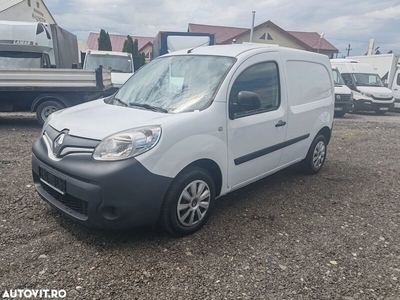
top-left (336, 95), bottom-right (341, 100)
top-left (53, 133), bottom-right (65, 155)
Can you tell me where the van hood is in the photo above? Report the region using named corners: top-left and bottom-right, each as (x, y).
top-left (357, 86), bottom-right (393, 98)
top-left (334, 84), bottom-right (352, 94)
top-left (48, 99), bottom-right (186, 140)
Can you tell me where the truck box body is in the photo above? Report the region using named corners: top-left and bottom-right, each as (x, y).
top-left (153, 31), bottom-right (215, 58)
top-left (0, 67), bottom-right (112, 124)
top-left (346, 54), bottom-right (400, 109)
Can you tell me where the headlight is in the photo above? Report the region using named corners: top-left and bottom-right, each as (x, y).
top-left (361, 91), bottom-right (373, 98)
top-left (93, 126), bottom-right (161, 161)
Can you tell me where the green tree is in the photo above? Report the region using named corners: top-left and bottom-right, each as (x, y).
top-left (133, 39), bottom-right (139, 57)
top-left (140, 52), bottom-right (146, 66)
top-left (375, 49), bottom-right (381, 55)
top-left (122, 35), bottom-right (134, 54)
top-left (98, 29), bottom-right (112, 51)
top-left (388, 50), bottom-right (393, 54)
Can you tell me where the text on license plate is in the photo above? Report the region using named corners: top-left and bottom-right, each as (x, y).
top-left (39, 167), bottom-right (66, 194)
top-left (334, 107), bottom-right (343, 111)
top-left (379, 107), bottom-right (389, 111)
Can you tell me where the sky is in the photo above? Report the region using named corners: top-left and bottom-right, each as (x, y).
top-left (44, 0), bottom-right (400, 56)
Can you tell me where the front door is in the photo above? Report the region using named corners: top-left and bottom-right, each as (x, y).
top-left (227, 52), bottom-right (287, 189)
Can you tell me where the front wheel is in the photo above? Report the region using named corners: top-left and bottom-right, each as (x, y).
top-left (159, 167), bottom-right (216, 236)
top-left (334, 111), bottom-right (346, 118)
top-left (301, 134), bottom-right (327, 175)
top-left (36, 100), bottom-right (65, 125)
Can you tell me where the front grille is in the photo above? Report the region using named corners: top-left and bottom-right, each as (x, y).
top-left (336, 94), bottom-right (351, 101)
top-left (372, 96), bottom-right (393, 101)
top-left (41, 183), bottom-right (89, 216)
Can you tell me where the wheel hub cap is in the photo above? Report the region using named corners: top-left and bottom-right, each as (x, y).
top-left (177, 180), bottom-right (211, 227)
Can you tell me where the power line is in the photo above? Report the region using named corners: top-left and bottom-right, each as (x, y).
top-left (328, 37), bottom-right (398, 45)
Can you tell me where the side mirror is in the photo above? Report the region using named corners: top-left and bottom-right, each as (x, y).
top-left (238, 91), bottom-right (261, 111)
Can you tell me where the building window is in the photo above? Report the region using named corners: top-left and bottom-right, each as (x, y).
top-left (260, 33), bottom-right (273, 40)
top-left (27, 0), bottom-right (31, 7)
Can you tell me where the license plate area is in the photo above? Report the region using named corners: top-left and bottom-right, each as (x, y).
top-left (334, 107), bottom-right (343, 111)
top-left (39, 167), bottom-right (66, 195)
top-left (379, 107), bottom-right (389, 111)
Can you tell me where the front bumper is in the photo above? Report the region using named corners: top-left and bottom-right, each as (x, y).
top-left (32, 136), bottom-right (173, 229)
top-left (354, 98), bottom-right (394, 112)
top-left (334, 100), bottom-right (353, 113)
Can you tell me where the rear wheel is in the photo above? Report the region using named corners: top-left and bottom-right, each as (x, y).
top-left (160, 167), bottom-right (216, 236)
top-left (36, 100), bottom-right (65, 125)
top-left (301, 134), bottom-right (327, 175)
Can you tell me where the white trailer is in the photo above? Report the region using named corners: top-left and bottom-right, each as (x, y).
top-left (346, 54), bottom-right (400, 109)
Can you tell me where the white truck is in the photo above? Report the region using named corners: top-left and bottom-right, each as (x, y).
top-left (83, 50), bottom-right (134, 93)
top-left (331, 59), bottom-right (394, 114)
top-left (332, 68), bottom-right (353, 117)
top-left (0, 67), bottom-right (112, 124)
top-left (346, 54), bottom-right (400, 110)
top-left (0, 20), bottom-right (79, 69)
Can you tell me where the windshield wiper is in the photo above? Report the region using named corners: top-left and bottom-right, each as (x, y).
top-left (113, 97), bottom-right (128, 107)
top-left (129, 102), bottom-right (168, 113)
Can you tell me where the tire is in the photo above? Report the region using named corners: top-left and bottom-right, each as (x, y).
top-left (301, 134), bottom-right (327, 175)
top-left (375, 110), bottom-right (386, 115)
top-left (160, 167), bottom-right (216, 236)
top-left (36, 100), bottom-right (65, 125)
top-left (334, 111), bottom-right (346, 118)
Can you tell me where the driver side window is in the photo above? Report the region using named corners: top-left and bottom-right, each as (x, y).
top-left (229, 62), bottom-right (280, 119)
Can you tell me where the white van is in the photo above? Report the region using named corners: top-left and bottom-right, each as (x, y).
top-left (331, 59), bottom-right (394, 114)
top-left (32, 44), bottom-right (334, 236)
top-left (332, 68), bottom-right (353, 117)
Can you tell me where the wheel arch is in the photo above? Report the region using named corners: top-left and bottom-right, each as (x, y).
top-left (31, 93), bottom-right (68, 112)
top-left (316, 126), bottom-right (332, 145)
top-left (181, 159), bottom-right (223, 197)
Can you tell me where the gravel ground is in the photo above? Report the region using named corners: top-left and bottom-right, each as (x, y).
top-left (0, 112), bottom-right (399, 300)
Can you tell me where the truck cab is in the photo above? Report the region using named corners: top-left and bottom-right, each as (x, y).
top-left (332, 68), bottom-right (353, 117)
top-left (83, 50), bottom-right (134, 91)
top-left (331, 59), bottom-right (394, 114)
top-left (0, 20), bottom-right (53, 68)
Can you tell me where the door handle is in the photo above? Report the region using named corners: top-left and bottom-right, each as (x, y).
top-left (275, 120), bottom-right (287, 127)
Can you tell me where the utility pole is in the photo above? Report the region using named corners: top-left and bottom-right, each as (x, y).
top-left (250, 11), bottom-right (256, 42)
top-left (346, 44), bottom-right (352, 57)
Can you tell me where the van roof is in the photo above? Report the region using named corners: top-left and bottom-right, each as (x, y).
top-left (163, 43), bottom-right (329, 61)
top-left (86, 50), bottom-right (132, 57)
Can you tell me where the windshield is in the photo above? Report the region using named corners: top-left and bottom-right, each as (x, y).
top-left (113, 55), bottom-right (236, 113)
top-left (352, 73), bottom-right (383, 87)
top-left (332, 69), bottom-right (345, 85)
top-left (0, 51), bottom-right (41, 68)
top-left (85, 54), bottom-right (133, 73)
